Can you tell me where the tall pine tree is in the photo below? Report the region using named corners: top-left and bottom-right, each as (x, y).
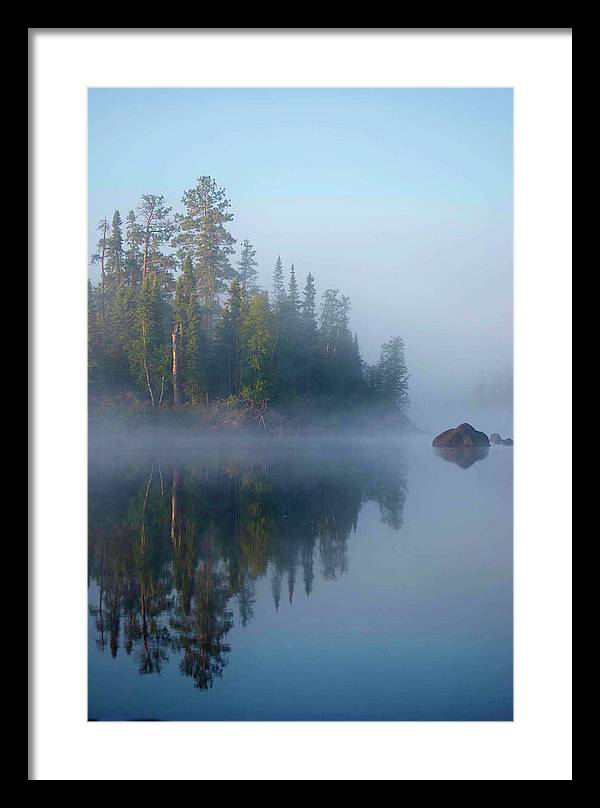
top-left (237, 239), bottom-right (259, 297)
top-left (173, 177), bottom-right (236, 335)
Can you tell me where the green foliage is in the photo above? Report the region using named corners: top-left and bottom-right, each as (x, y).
top-left (237, 239), bottom-right (259, 297)
top-left (129, 274), bottom-right (171, 406)
top-left (174, 256), bottom-right (204, 403)
top-left (367, 336), bottom-right (410, 409)
top-left (173, 177), bottom-right (236, 333)
top-left (218, 279), bottom-right (243, 397)
top-left (124, 209), bottom-right (143, 287)
top-left (272, 255), bottom-right (286, 309)
top-left (105, 210), bottom-right (124, 292)
top-left (241, 292), bottom-right (273, 405)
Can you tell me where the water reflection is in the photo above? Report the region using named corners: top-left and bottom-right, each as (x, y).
top-left (434, 445), bottom-right (490, 469)
top-left (88, 449), bottom-right (408, 690)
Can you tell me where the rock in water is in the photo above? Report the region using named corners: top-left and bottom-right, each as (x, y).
top-left (432, 423), bottom-right (490, 448)
top-left (490, 432), bottom-right (514, 446)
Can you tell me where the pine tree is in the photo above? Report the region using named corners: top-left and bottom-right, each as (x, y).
top-left (282, 264), bottom-right (302, 396)
top-left (109, 280), bottom-right (136, 382)
top-left (272, 255), bottom-right (286, 309)
top-left (91, 218), bottom-right (110, 319)
top-left (138, 194), bottom-right (174, 282)
top-left (287, 264), bottom-right (301, 318)
top-left (174, 256), bottom-right (204, 404)
top-left (88, 281), bottom-right (104, 389)
top-left (173, 177), bottom-right (236, 334)
top-left (301, 273), bottom-right (318, 395)
top-left (130, 273), bottom-right (171, 407)
top-left (105, 210), bottom-right (124, 292)
top-left (237, 239), bottom-right (259, 297)
top-left (124, 210), bottom-right (143, 288)
top-left (319, 289), bottom-right (351, 369)
top-left (302, 273), bottom-right (317, 332)
top-left (373, 337), bottom-right (410, 409)
top-left (219, 279), bottom-right (243, 396)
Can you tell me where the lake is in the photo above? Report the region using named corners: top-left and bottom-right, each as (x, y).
top-left (88, 434), bottom-right (513, 721)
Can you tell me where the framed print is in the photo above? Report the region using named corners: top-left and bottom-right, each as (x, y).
top-left (30, 28), bottom-right (572, 781)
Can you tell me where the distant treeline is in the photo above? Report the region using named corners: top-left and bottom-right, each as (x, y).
top-left (89, 176), bottom-right (409, 416)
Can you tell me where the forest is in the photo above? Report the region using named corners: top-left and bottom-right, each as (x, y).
top-left (88, 176), bottom-right (410, 430)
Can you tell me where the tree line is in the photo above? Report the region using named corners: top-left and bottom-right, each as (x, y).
top-left (89, 176), bottom-right (409, 416)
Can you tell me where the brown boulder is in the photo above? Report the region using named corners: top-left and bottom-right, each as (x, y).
top-left (432, 423), bottom-right (490, 448)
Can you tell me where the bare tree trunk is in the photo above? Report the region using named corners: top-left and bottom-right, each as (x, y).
top-left (172, 326), bottom-right (181, 407)
top-left (142, 355), bottom-right (155, 408)
top-left (143, 360), bottom-right (155, 408)
top-left (140, 323), bottom-right (155, 408)
top-left (141, 198), bottom-right (156, 283)
top-left (142, 239), bottom-right (149, 282)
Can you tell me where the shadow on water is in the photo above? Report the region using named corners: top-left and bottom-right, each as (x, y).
top-left (434, 445), bottom-right (490, 469)
top-left (88, 446), bottom-right (409, 691)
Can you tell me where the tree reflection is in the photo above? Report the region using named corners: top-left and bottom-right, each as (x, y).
top-left (88, 448), bottom-right (408, 688)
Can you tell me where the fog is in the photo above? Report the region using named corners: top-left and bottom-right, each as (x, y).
top-left (89, 89), bottom-right (512, 437)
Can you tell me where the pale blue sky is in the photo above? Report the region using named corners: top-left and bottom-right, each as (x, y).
top-left (89, 88), bottom-right (512, 425)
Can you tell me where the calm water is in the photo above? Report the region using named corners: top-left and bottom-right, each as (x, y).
top-left (88, 434), bottom-right (513, 721)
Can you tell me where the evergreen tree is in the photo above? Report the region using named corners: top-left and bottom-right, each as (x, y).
top-left (105, 210), bottom-right (124, 292)
top-left (174, 256), bottom-right (204, 404)
top-left (301, 273), bottom-right (318, 396)
top-left (373, 336), bottom-right (410, 409)
top-left (138, 194), bottom-right (174, 283)
top-left (287, 264), bottom-right (300, 317)
top-left (124, 210), bottom-right (143, 288)
top-left (91, 218), bottom-right (110, 319)
top-left (88, 281), bottom-right (104, 389)
top-left (319, 290), bottom-right (351, 368)
top-left (237, 239), bottom-right (259, 297)
top-left (173, 177), bottom-right (236, 334)
top-left (130, 273), bottom-right (171, 407)
top-left (281, 264), bottom-right (302, 396)
top-left (241, 293), bottom-right (274, 406)
top-left (108, 280), bottom-right (136, 382)
top-left (219, 279), bottom-right (243, 396)
top-left (272, 255), bottom-right (286, 309)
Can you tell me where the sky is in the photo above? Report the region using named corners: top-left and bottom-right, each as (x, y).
top-left (88, 88), bottom-right (513, 428)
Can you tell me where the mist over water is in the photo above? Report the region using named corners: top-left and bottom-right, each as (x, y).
top-left (88, 433), bottom-right (512, 721)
